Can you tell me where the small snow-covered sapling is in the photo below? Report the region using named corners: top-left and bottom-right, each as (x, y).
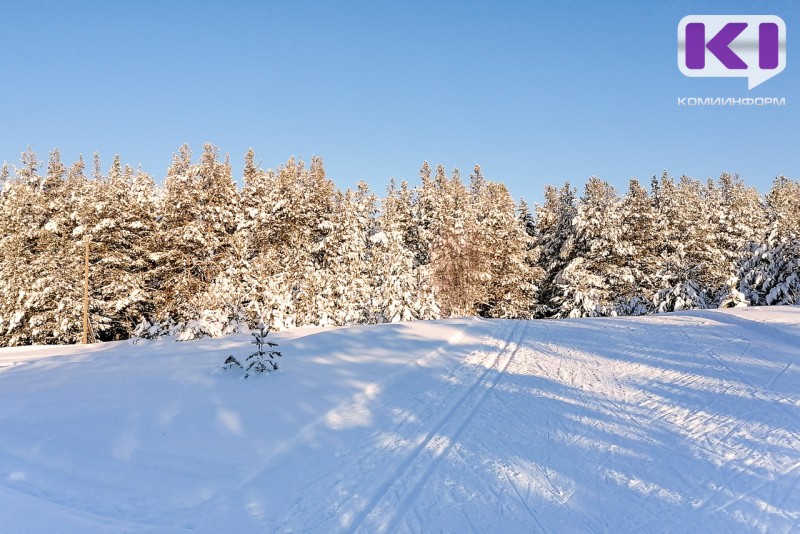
top-left (223, 323), bottom-right (282, 378)
top-left (224, 355), bottom-right (242, 369)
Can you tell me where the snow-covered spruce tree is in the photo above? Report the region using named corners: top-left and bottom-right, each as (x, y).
top-left (764, 175), bottom-right (800, 242)
top-left (616, 178), bottom-right (661, 314)
top-left (323, 183), bottom-right (377, 325)
top-left (224, 323), bottom-right (282, 378)
top-left (78, 156), bottom-right (159, 340)
top-left (718, 275), bottom-right (749, 308)
top-left (470, 167), bottom-right (535, 318)
top-left (410, 161), bottom-right (436, 269)
top-left (0, 150), bottom-right (160, 345)
top-left (0, 153), bottom-right (47, 345)
top-left (0, 155), bottom-right (39, 345)
top-left (517, 198), bottom-right (546, 316)
top-left (652, 247), bottom-right (713, 312)
top-left (736, 176), bottom-right (800, 306)
top-left (382, 178), bottom-right (418, 262)
top-left (737, 237), bottom-right (800, 306)
top-left (148, 144), bottom-right (240, 338)
top-left (550, 177), bottom-right (632, 318)
top-left (517, 198), bottom-right (537, 239)
top-left (0, 149), bottom-right (88, 345)
top-left (651, 173), bottom-right (716, 311)
top-left (534, 182), bottom-right (578, 317)
top-left (706, 173), bottom-right (768, 305)
top-left (370, 179), bottom-right (439, 323)
top-left (235, 149), bottom-right (296, 330)
top-left (280, 156), bottom-right (337, 327)
top-left (236, 154), bottom-right (337, 329)
top-left (429, 165), bottom-right (484, 317)
top-left (174, 251), bottom-right (251, 341)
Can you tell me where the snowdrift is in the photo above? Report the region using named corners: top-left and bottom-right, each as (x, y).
top-left (1, 307), bottom-right (798, 532)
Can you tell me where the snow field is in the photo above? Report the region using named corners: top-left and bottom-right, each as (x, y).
top-left (0, 307), bottom-right (798, 532)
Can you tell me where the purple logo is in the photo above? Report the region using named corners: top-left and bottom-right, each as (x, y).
top-left (678, 15), bottom-right (786, 89)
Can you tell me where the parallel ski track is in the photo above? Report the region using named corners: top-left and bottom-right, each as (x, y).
top-left (345, 319), bottom-right (529, 534)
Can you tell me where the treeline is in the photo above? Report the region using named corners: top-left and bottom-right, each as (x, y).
top-left (0, 144), bottom-right (798, 346)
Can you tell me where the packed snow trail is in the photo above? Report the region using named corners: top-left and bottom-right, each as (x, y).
top-left (345, 320), bottom-right (529, 533)
top-left (0, 308), bottom-right (798, 533)
top-left (399, 311), bottom-right (800, 533)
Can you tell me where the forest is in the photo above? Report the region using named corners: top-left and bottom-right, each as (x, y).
top-left (1, 143), bottom-right (798, 346)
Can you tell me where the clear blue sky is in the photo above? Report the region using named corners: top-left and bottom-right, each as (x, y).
top-left (1, 0), bottom-right (798, 203)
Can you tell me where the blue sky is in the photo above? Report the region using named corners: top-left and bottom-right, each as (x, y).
top-left (1, 1), bottom-right (798, 203)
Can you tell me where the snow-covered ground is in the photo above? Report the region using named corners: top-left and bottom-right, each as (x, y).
top-left (1, 307), bottom-right (799, 533)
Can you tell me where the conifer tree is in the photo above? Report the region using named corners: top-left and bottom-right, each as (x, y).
top-left (235, 154), bottom-right (337, 329)
top-left (652, 173), bottom-right (714, 311)
top-left (429, 166), bottom-right (482, 316)
top-left (495, 186), bottom-right (536, 317)
top-left (470, 169), bottom-right (533, 318)
top-left (3, 142), bottom-right (800, 347)
top-left (517, 198), bottom-right (545, 315)
top-left (150, 144), bottom-right (240, 337)
top-left (371, 179), bottom-right (439, 323)
top-left (551, 177), bottom-right (630, 317)
top-left (412, 161), bottom-right (436, 268)
top-left (0, 150), bottom-right (46, 345)
top-left (325, 183), bottom-right (376, 325)
top-left (765, 175), bottom-right (800, 242)
top-left (708, 172), bottom-right (767, 304)
top-left (80, 157), bottom-right (158, 340)
top-left (737, 176), bottom-right (800, 306)
top-left (0, 149), bottom-right (85, 344)
top-left (618, 178), bottom-right (661, 313)
top-left (535, 182), bottom-right (577, 317)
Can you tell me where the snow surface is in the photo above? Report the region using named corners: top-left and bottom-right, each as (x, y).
top-left (1, 307), bottom-right (799, 533)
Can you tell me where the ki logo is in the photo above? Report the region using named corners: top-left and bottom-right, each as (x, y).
top-left (678, 15), bottom-right (786, 89)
